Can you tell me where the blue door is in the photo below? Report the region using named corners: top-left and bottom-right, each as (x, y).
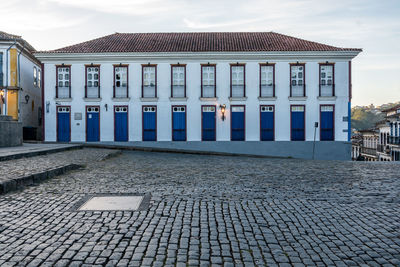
top-left (114, 106), bottom-right (128, 142)
top-left (57, 106), bottom-right (70, 142)
top-left (231, 106), bottom-right (245, 141)
top-left (202, 106), bottom-right (216, 141)
top-left (172, 106), bottom-right (186, 141)
top-left (143, 106), bottom-right (156, 141)
top-left (86, 106), bottom-right (99, 142)
top-left (291, 106), bottom-right (305, 141)
top-left (261, 106), bottom-right (274, 141)
top-left (321, 105), bottom-right (334, 141)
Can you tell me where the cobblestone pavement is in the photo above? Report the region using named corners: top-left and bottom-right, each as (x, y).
top-left (0, 151), bottom-right (399, 266)
top-left (0, 148), bottom-right (118, 183)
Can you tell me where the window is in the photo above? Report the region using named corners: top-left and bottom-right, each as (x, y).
top-left (86, 66), bottom-right (100, 98)
top-left (290, 64), bottom-right (305, 97)
top-left (320, 64), bottom-right (334, 96)
top-left (142, 65), bottom-right (157, 98)
top-left (38, 69), bottom-right (41, 88)
top-left (201, 65), bottom-right (216, 98)
top-left (33, 67), bottom-right (37, 87)
top-left (114, 66), bottom-right (128, 98)
top-left (171, 65), bottom-right (186, 98)
top-left (231, 64), bottom-right (245, 97)
top-left (56, 66), bottom-right (71, 98)
top-left (260, 64), bottom-right (275, 97)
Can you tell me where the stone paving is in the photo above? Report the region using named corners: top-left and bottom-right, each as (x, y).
top-left (0, 150), bottom-right (399, 266)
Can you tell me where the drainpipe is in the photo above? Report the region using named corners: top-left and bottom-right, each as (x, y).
top-left (5, 40), bottom-right (17, 115)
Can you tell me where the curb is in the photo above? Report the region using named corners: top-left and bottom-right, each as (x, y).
top-left (0, 145), bottom-right (83, 162)
top-left (0, 163), bottom-right (83, 195)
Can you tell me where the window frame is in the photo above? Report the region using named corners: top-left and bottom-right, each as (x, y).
top-left (289, 63), bottom-right (306, 97)
top-left (230, 63), bottom-right (246, 97)
top-left (259, 63), bottom-right (275, 97)
top-left (170, 64), bottom-right (186, 98)
top-left (85, 64), bottom-right (101, 98)
top-left (113, 64), bottom-right (129, 98)
top-left (33, 66), bottom-right (37, 87)
top-left (37, 68), bottom-right (41, 89)
top-left (319, 63), bottom-right (335, 96)
top-left (320, 104), bottom-right (335, 141)
top-left (55, 65), bottom-right (71, 99)
top-left (201, 64), bottom-right (216, 98)
top-left (141, 64), bottom-right (157, 98)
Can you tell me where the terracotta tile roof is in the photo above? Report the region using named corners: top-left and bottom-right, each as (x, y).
top-left (0, 31), bottom-right (36, 52)
top-left (40, 32), bottom-right (362, 53)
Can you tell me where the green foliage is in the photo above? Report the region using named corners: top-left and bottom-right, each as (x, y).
top-left (351, 107), bottom-right (384, 131)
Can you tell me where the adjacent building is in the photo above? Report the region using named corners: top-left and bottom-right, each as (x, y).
top-left (35, 32), bottom-right (361, 159)
top-left (0, 31), bottom-right (42, 141)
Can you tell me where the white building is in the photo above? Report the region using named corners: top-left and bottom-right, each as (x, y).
top-left (35, 32), bottom-right (361, 160)
top-left (0, 31), bottom-right (42, 140)
top-left (383, 105), bottom-right (400, 161)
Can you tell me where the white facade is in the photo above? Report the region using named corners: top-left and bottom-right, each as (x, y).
top-left (38, 52), bottom-right (356, 144)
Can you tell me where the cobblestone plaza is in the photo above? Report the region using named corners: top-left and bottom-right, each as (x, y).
top-left (0, 148), bottom-right (399, 266)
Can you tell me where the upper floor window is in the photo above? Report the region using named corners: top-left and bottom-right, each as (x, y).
top-left (231, 64), bottom-right (245, 97)
top-left (201, 65), bottom-right (216, 98)
top-left (33, 67), bottom-right (38, 87)
top-left (320, 64), bottom-right (334, 96)
top-left (85, 65), bottom-right (100, 98)
top-left (56, 66), bottom-right (71, 98)
top-left (142, 65), bottom-right (157, 98)
top-left (38, 69), bottom-right (41, 88)
top-left (171, 65), bottom-right (186, 98)
top-left (260, 64), bottom-right (275, 97)
top-left (290, 64), bottom-right (305, 97)
top-left (114, 65), bottom-right (128, 98)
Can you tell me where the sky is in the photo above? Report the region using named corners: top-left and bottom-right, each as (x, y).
top-left (1, 0), bottom-right (399, 106)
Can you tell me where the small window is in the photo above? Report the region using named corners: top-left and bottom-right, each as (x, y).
top-left (231, 65), bottom-right (245, 97)
top-left (202, 65), bottom-right (216, 98)
top-left (38, 69), bottom-right (41, 88)
top-left (114, 66), bottom-right (128, 98)
top-left (56, 66), bottom-right (71, 98)
top-left (86, 66), bottom-right (100, 98)
top-left (172, 66), bottom-right (185, 98)
top-left (260, 65), bottom-right (274, 97)
top-left (320, 64), bottom-right (334, 96)
top-left (290, 65), bottom-right (305, 97)
top-left (142, 66), bottom-right (156, 98)
top-left (33, 67), bottom-right (37, 87)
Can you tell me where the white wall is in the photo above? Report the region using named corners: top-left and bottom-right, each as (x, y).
top-left (43, 57), bottom-right (351, 142)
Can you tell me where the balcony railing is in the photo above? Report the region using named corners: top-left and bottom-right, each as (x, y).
top-left (388, 136), bottom-right (400, 145)
top-left (361, 146), bottom-right (377, 156)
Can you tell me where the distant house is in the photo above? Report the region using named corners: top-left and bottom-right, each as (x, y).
top-left (35, 32), bottom-right (361, 160)
top-left (358, 129), bottom-right (379, 161)
top-left (0, 31), bottom-right (42, 140)
top-left (382, 104), bottom-right (400, 161)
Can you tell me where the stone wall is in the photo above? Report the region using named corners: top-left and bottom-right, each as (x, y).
top-left (0, 115), bottom-right (22, 147)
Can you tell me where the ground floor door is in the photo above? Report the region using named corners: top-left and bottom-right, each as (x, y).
top-left (143, 106), bottom-right (156, 141)
top-left (291, 105), bottom-right (305, 141)
top-left (114, 106), bottom-right (128, 142)
top-left (202, 106), bottom-right (216, 141)
top-left (86, 106), bottom-right (100, 142)
top-left (57, 106), bottom-right (70, 142)
top-left (231, 106), bottom-right (245, 141)
top-left (172, 106), bottom-right (186, 141)
top-left (260, 105), bottom-right (274, 141)
top-left (320, 105), bottom-right (334, 141)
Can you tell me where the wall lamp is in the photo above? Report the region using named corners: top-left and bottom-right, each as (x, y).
top-left (25, 94), bottom-right (30, 104)
top-left (0, 90), bottom-right (5, 103)
top-left (104, 103), bottom-right (108, 111)
top-left (220, 104), bottom-right (226, 121)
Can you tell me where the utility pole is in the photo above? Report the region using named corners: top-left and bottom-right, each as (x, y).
top-left (312, 122), bottom-right (318, 160)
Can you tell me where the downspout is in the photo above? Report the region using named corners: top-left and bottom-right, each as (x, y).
top-left (5, 40), bottom-right (17, 115)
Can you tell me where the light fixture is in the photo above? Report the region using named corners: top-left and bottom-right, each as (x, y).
top-left (0, 90), bottom-right (4, 103)
top-left (220, 104), bottom-right (226, 121)
top-left (25, 94), bottom-right (30, 104)
top-left (90, 63), bottom-right (94, 67)
top-left (104, 103), bottom-right (108, 111)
